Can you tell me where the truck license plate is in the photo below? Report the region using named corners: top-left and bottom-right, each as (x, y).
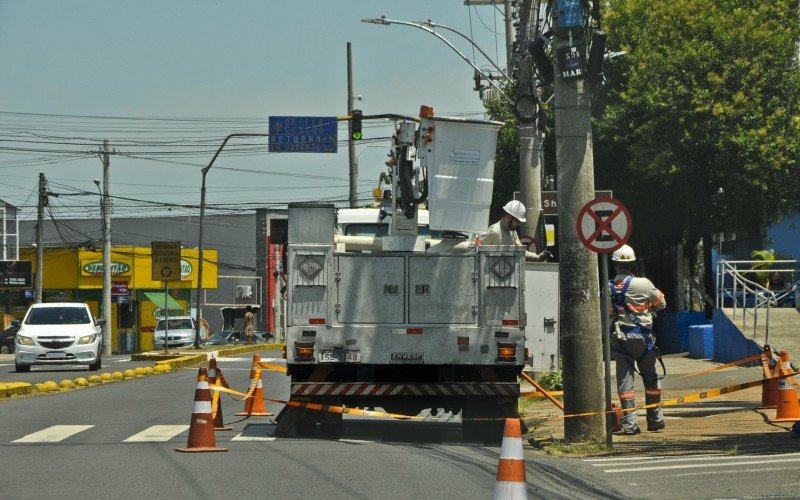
top-left (45, 352), bottom-right (67, 359)
top-left (318, 350), bottom-right (360, 363)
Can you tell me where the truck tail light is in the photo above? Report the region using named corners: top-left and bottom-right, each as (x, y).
top-left (406, 328), bottom-right (423, 335)
top-left (309, 318), bottom-right (325, 325)
top-left (497, 341), bottom-right (517, 362)
top-left (295, 340), bottom-right (315, 361)
top-left (502, 319), bottom-right (519, 326)
top-left (281, 345), bottom-right (287, 359)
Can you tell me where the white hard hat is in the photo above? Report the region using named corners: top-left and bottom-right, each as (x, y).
top-left (611, 244), bottom-right (636, 262)
top-left (503, 200), bottom-right (527, 222)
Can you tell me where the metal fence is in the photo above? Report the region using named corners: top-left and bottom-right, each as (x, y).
top-left (715, 259), bottom-right (798, 343)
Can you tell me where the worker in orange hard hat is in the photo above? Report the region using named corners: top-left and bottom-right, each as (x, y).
top-left (609, 244), bottom-right (667, 435)
top-left (474, 200), bottom-right (551, 261)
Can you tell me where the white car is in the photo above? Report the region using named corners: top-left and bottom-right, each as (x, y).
top-left (14, 302), bottom-right (104, 372)
top-left (153, 316), bottom-right (196, 349)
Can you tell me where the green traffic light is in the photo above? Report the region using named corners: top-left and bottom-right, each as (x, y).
top-left (352, 131), bottom-right (362, 140)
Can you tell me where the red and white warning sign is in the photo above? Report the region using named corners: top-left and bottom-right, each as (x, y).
top-left (576, 197), bottom-right (632, 253)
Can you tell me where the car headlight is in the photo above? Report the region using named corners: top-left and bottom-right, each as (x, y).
top-left (16, 335), bottom-right (34, 346)
top-left (78, 334), bottom-right (97, 344)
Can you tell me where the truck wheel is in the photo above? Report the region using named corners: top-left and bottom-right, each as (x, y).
top-left (15, 362), bottom-right (30, 373)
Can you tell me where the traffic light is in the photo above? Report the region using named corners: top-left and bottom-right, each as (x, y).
top-left (351, 109), bottom-right (363, 140)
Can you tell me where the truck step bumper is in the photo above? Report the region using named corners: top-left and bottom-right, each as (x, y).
top-left (291, 382), bottom-right (519, 398)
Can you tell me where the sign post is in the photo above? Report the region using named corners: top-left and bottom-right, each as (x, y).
top-left (576, 197), bottom-right (632, 448)
top-left (152, 242), bottom-right (181, 353)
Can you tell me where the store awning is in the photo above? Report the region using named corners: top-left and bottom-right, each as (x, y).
top-left (142, 291), bottom-right (183, 312)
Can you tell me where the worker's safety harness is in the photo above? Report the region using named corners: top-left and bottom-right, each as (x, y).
top-left (609, 276), bottom-right (666, 378)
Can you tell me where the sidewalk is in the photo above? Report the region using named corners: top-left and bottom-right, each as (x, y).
top-left (524, 353), bottom-right (799, 455)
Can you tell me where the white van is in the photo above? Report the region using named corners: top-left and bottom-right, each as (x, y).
top-left (153, 316), bottom-right (196, 349)
top-left (14, 302), bottom-right (104, 372)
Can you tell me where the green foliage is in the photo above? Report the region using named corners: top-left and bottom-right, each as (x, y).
top-left (593, 0), bottom-right (800, 252)
top-left (537, 371), bottom-right (563, 391)
top-left (751, 248), bottom-right (776, 285)
top-left (484, 85), bottom-right (520, 221)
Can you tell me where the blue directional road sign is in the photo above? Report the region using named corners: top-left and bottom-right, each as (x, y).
top-left (268, 116), bottom-right (338, 153)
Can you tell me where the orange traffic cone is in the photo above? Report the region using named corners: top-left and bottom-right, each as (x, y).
top-left (757, 346), bottom-right (779, 410)
top-left (208, 358), bottom-right (232, 431)
top-left (175, 367), bottom-right (228, 453)
top-left (493, 418), bottom-right (527, 500)
top-left (235, 353), bottom-right (275, 417)
top-left (772, 350), bottom-right (800, 423)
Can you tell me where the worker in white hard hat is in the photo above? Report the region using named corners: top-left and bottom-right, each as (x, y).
top-left (474, 200), bottom-right (551, 261)
top-left (608, 244), bottom-right (667, 435)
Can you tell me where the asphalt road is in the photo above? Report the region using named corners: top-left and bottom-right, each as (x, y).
top-left (0, 350), bottom-right (796, 499)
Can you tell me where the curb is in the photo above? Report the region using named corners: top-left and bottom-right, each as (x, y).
top-left (0, 342), bottom-right (285, 401)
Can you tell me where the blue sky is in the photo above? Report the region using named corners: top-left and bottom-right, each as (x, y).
top-left (0, 1), bottom-right (508, 222)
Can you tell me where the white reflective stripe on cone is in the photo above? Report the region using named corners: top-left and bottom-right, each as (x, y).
top-left (493, 481), bottom-right (527, 500)
top-left (193, 401), bottom-right (213, 414)
top-left (197, 381), bottom-right (209, 390)
top-left (500, 437), bottom-right (525, 460)
top-left (208, 369), bottom-right (217, 378)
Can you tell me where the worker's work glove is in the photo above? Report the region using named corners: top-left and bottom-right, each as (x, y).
top-left (538, 250), bottom-right (553, 262)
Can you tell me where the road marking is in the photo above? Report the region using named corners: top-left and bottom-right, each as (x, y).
top-left (339, 439), bottom-right (376, 444)
top-left (12, 425), bottom-right (94, 443)
top-left (231, 434), bottom-right (276, 442)
top-left (602, 455), bottom-right (800, 473)
top-left (123, 425), bottom-right (189, 442)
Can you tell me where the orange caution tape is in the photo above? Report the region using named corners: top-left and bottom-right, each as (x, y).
top-left (257, 362), bottom-right (288, 373)
top-left (672, 352), bottom-right (765, 380)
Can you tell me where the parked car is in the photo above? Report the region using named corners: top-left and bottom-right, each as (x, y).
top-left (153, 316), bottom-right (196, 349)
top-left (0, 321), bottom-right (20, 354)
top-left (202, 330), bottom-right (245, 346)
top-left (14, 302), bottom-right (104, 372)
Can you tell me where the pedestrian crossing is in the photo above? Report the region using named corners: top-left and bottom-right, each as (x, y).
top-left (584, 452), bottom-right (800, 483)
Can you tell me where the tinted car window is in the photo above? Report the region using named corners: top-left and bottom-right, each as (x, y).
top-left (26, 307), bottom-right (90, 325)
top-left (156, 319), bottom-right (193, 330)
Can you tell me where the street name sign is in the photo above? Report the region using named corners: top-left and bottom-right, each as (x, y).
top-left (576, 197), bottom-right (632, 253)
top-left (268, 116), bottom-right (338, 153)
top-left (151, 241), bottom-right (181, 281)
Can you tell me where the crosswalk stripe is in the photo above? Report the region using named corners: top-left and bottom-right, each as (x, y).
top-left (603, 456), bottom-right (800, 473)
top-left (230, 434), bottom-right (276, 442)
top-left (590, 452), bottom-right (800, 467)
top-left (123, 425), bottom-right (189, 442)
top-left (12, 425), bottom-right (94, 443)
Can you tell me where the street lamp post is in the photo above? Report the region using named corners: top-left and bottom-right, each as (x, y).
top-left (194, 133), bottom-right (269, 349)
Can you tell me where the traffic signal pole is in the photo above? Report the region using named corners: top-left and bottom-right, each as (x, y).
top-left (550, 0), bottom-right (605, 442)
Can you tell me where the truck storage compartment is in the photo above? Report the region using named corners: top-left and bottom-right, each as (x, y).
top-left (408, 255), bottom-right (476, 324)
top-left (336, 255), bottom-right (405, 324)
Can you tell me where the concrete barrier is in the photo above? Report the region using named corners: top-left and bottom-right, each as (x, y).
top-left (712, 308), bottom-right (763, 363)
top-left (688, 324), bottom-right (714, 359)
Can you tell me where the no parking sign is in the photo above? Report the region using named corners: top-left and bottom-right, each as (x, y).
top-left (576, 197), bottom-right (632, 253)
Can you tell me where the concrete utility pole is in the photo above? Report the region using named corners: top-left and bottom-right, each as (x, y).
top-left (101, 140), bottom-right (112, 356)
top-left (347, 42), bottom-right (358, 208)
top-left (35, 173), bottom-right (45, 304)
top-left (516, 0), bottom-right (544, 241)
top-left (550, 1), bottom-right (605, 441)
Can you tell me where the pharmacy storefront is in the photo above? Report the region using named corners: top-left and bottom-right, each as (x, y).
top-left (4, 246), bottom-right (217, 353)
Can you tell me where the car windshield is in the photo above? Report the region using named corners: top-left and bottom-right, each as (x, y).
top-left (156, 319), bottom-right (193, 330)
top-left (26, 307), bottom-right (91, 325)
top-left (207, 331), bottom-right (230, 341)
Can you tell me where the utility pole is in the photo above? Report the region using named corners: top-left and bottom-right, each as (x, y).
top-left (347, 42), bottom-right (358, 208)
top-left (101, 140), bottom-right (112, 356)
top-left (550, 1), bottom-right (605, 441)
top-left (35, 173), bottom-right (45, 304)
top-left (516, 0), bottom-right (544, 242)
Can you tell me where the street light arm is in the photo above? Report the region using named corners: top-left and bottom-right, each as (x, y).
top-left (193, 132), bottom-right (269, 348)
top-left (415, 19), bottom-right (510, 82)
top-left (362, 17), bottom-right (514, 105)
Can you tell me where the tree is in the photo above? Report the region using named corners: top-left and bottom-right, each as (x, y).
top-left (593, 0), bottom-right (800, 303)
